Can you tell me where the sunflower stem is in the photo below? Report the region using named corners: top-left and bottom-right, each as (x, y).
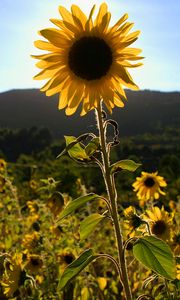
top-left (96, 102), bottom-right (133, 300)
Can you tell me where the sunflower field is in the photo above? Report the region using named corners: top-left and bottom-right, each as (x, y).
top-left (1, 2), bottom-right (180, 300)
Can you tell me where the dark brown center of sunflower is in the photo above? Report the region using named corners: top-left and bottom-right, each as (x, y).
top-left (131, 215), bottom-right (142, 229)
top-left (152, 220), bottom-right (167, 236)
top-left (144, 177), bottom-right (155, 187)
top-left (31, 258), bottom-right (40, 266)
top-left (64, 254), bottom-right (74, 264)
top-left (68, 36), bottom-right (113, 80)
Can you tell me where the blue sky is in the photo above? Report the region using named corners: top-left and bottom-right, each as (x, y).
top-left (0, 0), bottom-right (180, 92)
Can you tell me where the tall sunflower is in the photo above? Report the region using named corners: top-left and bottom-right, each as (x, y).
top-left (132, 171), bottom-right (167, 202)
top-left (32, 3), bottom-right (143, 115)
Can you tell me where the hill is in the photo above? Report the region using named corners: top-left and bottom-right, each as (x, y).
top-left (0, 89), bottom-right (179, 137)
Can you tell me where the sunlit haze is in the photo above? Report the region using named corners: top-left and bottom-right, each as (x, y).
top-left (1, 0), bottom-right (180, 92)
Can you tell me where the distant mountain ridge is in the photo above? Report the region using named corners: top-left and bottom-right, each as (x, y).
top-left (0, 89), bottom-right (179, 137)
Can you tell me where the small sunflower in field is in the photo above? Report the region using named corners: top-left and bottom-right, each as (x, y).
top-left (50, 225), bottom-right (64, 237)
top-left (144, 206), bottom-right (174, 241)
top-left (132, 171), bottom-right (167, 202)
top-left (27, 200), bottom-right (39, 214)
top-left (29, 179), bottom-right (39, 191)
top-left (22, 232), bottom-right (41, 250)
top-left (0, 159), bottom-right (7, 172)
top-left (0, 175), bottom-right (6, 193)
top-left (47, 192), bottom-right (64, 217)
top-left (33, 3), bottom-right (143, 116)
top-left (123, 206), bottom-right (144, 237)
top-left (171, 232), bottom-right (180, 256)
top-left (1, 254), bottom-right (27, 298)
top-left (25, 254), bottom-right (43, 273)
top-left (58, 249), bottom-right (76, 273)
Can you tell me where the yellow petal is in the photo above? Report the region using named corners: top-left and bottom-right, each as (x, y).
top-left (85, 5), bottom-right (96, 31)
top-left (34, 68), bottom-right (59, 80)
top-left (114, 96), bottom-right (124, 107)
top-left (50, 19), bottom-right (73, 38)
top-left (59, 6), bottom-right (74, 24)
top-left (115, 65), bottom-right (138, 87)
top-left (94, 3), bottom-right (108, 27)
top-left (98, 12), bottom-right (111, 32)
top-left (45, 72), bottom-right (68, 96)
top-left (109, 13), bottom-right (128, 33)
top-left (119, 61), bottom-right (143, 68)
top-left (71, 5), bottom-right (87, 29)
top-left (39, 29), bottom-right (69, 47)
top-left (32, 53), bottom-right (62, 62)
top-left (123, 30), bottom-right (141, 42)
top-left (34, 40), bottom-right (59, 51)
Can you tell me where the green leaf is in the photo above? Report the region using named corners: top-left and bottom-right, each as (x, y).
top-left (110, 159), bottom-right (141, 174)
top-left (58, 249), bottom-right (97, 290)
top-left (133, 236), bottom-right (176, 280)
top-left (64, 136), bottom-right (90, 161)
top-left (80, 213), bottom-right (105, 240)
top-left (58, 193), bottom-right (101, 222)
top-left (85, 137), bottom-right (100, 156)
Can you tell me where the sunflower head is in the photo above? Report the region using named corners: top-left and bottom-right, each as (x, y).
top-left (22, 232), bottom-right (41, 250)
top-left (47, 192), bottom-right (64, 217)
top-left (144, 206), bottom-right (173, 241)
top-left (0, 159), bottom-right (7, 172)
top-left (0, 175), bottom-right (6, 193)
top-left (50, 225), bottom-right (64, 237)
top-left (57, 249), bottom-right (76, 272)
top-left (27, 200), bottom-right (39, 214)
top-left (25, 254), bottom-right (43, 273)
top-left (29, 179), bottom-right (38, 190)
top-left (33, 3), bottom-right (143, 116)
top-left (132, 171), bottom-right (167, 202)
top-left (1, 254), bottom-right (27, 298)
top-left (123, 206), bottom-right (143, 236)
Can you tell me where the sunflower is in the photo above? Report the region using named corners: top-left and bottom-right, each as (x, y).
top-left (57, 249), bottom-right (76, 273)
top-left (0, 175), bottom-right (6, 193)
top-left (47, 192), bottom-right (64, 217)
top-left (50, 225), bottom-right (64, 237)
top-left (1, 254), bottom-right (27, 298)
top-left (27, 200), bottom-right (39, 214)
top-left (29, 179), bottom-right (39, 191)
top-left (132, 171), bottom-right (167, 202)
top-left (22, 232), bottom-right (41, 250)
top-left (123, 206), bottom-right (143, 238)
top-left (33, 3), bottom-right (143, 116)
top-left (0, 159), bottom-right (7, 172)
top-left (144, 206), bottom-right (173, 241)
top-left (25, 254), bottom-right (43, 273)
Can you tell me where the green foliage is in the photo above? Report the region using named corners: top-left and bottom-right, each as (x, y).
top-left (133, 236), bottom-right (176, 280)
top-left (64, 136), bottom-right (90, 161)
top-left (110, 159), bottom-right (141, 174)
top-left (80, 213), bottom-right (105, 240)
top-left (85, 138), bottom-right (100, 157)
top-left (58, 249), bottom-right (97, 290)
top-left (58, 194), bottom-right (102, 221)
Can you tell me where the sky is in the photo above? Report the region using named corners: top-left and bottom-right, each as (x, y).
top-left (0, 0), bottom-right (180, 93)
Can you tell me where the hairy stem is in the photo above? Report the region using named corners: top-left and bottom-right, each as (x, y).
top-left (96, 102), bottom-right (133, 300)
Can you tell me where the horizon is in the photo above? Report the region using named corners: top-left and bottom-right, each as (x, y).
top-left (1, 87), bottom-right (180, 95)
top-left (1, 0), bottom-right (180, 93)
